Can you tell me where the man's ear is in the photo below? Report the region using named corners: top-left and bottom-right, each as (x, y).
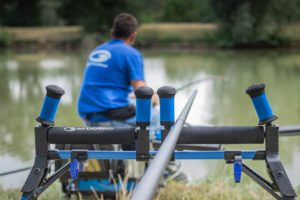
top-left (129, 31), bottom-right (137, 45)
top-left (110, 29), bottom-right (115, 38)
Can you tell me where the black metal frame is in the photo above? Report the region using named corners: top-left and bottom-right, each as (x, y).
top-left (20, 125), bottom-right (297, 200)
top-left (20, 93), bottom-right (297, 200)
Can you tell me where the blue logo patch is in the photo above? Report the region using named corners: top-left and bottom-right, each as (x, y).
top-left (88, 50), bottom-right (111, 68)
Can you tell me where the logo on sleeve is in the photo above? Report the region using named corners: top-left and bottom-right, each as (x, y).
top-left (88, 50), bottom-right (111, 68)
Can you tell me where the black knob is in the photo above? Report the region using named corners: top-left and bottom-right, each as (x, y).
top-left (246, 83), bottom-right (265, 98)
top-left (157, 86), bottom-right (176, 98)
top-left (46, 85), bottom-right (65, 99)
top-left (134, 86), bottom-right (154, 99)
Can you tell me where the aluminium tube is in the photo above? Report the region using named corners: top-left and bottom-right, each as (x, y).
top-left (279, 125), bottom-right (300, 136)
top-left (130, 90), bottom-right (197, 200)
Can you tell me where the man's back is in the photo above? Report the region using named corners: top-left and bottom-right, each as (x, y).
top-left (77, 38), bottom-right (144, 118)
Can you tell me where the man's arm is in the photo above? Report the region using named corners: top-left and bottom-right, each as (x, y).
top-left (131, 80), bottom-right (146, 89)
top-left (130, 80), bottom-right (159, 106)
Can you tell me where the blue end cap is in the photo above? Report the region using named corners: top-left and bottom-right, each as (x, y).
top-left (157, 86), bottom-right (176, 126)
top-left (136, 98), bottom-right (152, 124)
top-left (251, 94), bottom-right (274, 121)
top-left (70, 159), bottom-right (79, 179)
top-left (159, 97), bottom-right (175, 124)
top-left (36, 85), bottom-right (64, 126)
top-left (246, 83), bottom-right (277, 125)
top-left (39, 96), bottom-right (60, 122)
top-left (234, 162), bottom-right (242, 183)
top-left (251, 94), bottom-right (277, 125)
top-left (21, 197), bottom-right (29, 200)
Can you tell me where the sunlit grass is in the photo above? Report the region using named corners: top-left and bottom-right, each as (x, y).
top-left (1, 166), bottom-right (299, 200)
top-left (1, 23), bottom-right (300, 47)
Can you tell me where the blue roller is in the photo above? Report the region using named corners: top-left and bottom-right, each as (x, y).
top-left (157, 86), bottom-right (176, 127)
top-left (136, 98), bottom-right (152, 122)
top-left (246, 83), bottom-right (277, 125)
top-left (39, 96), bottom-right (60, 122)
top-left (134, 86), bottom-right (154, 127)
top-left (56, 150), bottom-right (259, 160)
top-left (36, 85), bottom-right (65, 126)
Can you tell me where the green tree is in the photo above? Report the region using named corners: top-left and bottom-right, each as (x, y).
top-left (0, 0), bottom-right (42, 26)
top-left (210, 0), bottom-right (300, 47)
top-left (58, 0), bottom-right (141, 33)
top-left (162, 0), bottom-right (214, 22)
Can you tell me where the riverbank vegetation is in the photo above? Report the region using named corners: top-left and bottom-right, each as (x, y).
top-left (1, 0), bottom-right (300, 49)
top-left (1, 23), bottom-right (300, 49)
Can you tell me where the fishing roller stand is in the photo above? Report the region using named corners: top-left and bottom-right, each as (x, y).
top-left (20, 83), bottom-right (297, 200)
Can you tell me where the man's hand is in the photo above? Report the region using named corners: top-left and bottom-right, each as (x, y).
top-left (131, 80), bottom-right (146, 89)
top-left (130, 80), bottom-right (159, 106)
top-left (129, 80), bottom-right (146, 99)
top-left (151, 93), bottom-right (159, 106)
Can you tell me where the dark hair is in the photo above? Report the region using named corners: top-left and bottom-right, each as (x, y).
top-left (112, 13), bottom-right (138, 39)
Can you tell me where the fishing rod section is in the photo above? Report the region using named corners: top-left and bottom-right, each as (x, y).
top-left (131, 89), bottom-right (197, 200)
top-left (20, 84), bottom-right (297, 200)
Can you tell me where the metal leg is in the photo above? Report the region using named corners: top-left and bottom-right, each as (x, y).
top-left (242, 162), bottom-right (282, 200)
top-left (34, 162), bottom-right (70, 197)
top-left (265, 126), bottom-right (297, 199)
top-left (21, 160), bottom-right (70, 200)
top-left (21, 156), bottom-right (48, 200)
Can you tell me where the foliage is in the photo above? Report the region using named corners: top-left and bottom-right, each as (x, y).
top-left (0, 28), bottom-right (13, 47)
top-left (135, 23), bottom-right (216, 46)
top-left (161, 0), bottom-right (214, 23)
top-left (1, 0), bottom-right (300, 47)
top-left (57, 0), bottom-right (141, 33)
top-left (0, 0), bottom-right (42, 26)
top-left (210, 0), bottom-right (300, 47)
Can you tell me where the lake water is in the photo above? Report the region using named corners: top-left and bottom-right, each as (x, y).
top-left (0, 49), bottom-right (300, 189)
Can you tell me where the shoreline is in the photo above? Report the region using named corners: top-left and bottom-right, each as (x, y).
top-left (1, 23), bottom-right (300, 51)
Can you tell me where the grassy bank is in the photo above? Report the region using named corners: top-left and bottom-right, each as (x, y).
top-left (1, 166), bottom-right (299, 200)
top-left (1, 23), bottom-right (300, 49)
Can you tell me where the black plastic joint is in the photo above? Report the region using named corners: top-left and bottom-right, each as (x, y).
top-left (134, 86), bottom-right (154, 99)
top-left (136, 121), bottom-right (150, 128)
top-left (36, 118), bottom-right (55, 127)
top-left (46, 85), bottom-right (65, 99)
top-left (225, 151), bottom-right (242, 161)
top-left (71, 150), bottom-right (88, 161)
top-left (157, 86), bottom-right (176, 98)
top-left (136, 128), bottom-right (150, 161)
top-left (246, 83), bottom-right (265, 98)
top-left (160, 121), bottom-right (174, 128)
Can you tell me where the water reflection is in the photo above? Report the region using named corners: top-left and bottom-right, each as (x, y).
top-left (0, 50), bottom-right (299, 188)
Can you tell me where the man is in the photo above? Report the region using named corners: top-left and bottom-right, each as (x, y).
top-left (78, 13), bottom-right (159, 127)
top-left (67, 14), bottom-right (159, 193)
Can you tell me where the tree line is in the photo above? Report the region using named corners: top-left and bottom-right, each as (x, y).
top-left (0, 0), bottom-right (299, 46)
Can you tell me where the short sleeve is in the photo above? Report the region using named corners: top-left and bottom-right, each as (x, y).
top-left (126, 52), bottom-right (144, 81)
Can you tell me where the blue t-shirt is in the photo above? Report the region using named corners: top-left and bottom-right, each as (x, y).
top-left (77, 38), bottom-right (144, 118)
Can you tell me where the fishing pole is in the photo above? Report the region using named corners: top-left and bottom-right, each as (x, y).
top-left (0, 166), bottom-right (31, 177)
top-left (176, 75), bottom-right (227, 92)
top-left (279, 125), bottom-right (300, 136)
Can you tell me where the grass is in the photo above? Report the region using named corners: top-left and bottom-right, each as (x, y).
top-left (1, 165), bottom-right (299, 200)
top-left (0, 26), bottom-right (83, 42)
top-left (1, 23), bottom-right (300, 49)
top-left (158, 165), bottom-right (300, 200)
top-left (136, 23), bottom-right (217, 46)
top-left (278, 23), bottom-right (300, 44)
